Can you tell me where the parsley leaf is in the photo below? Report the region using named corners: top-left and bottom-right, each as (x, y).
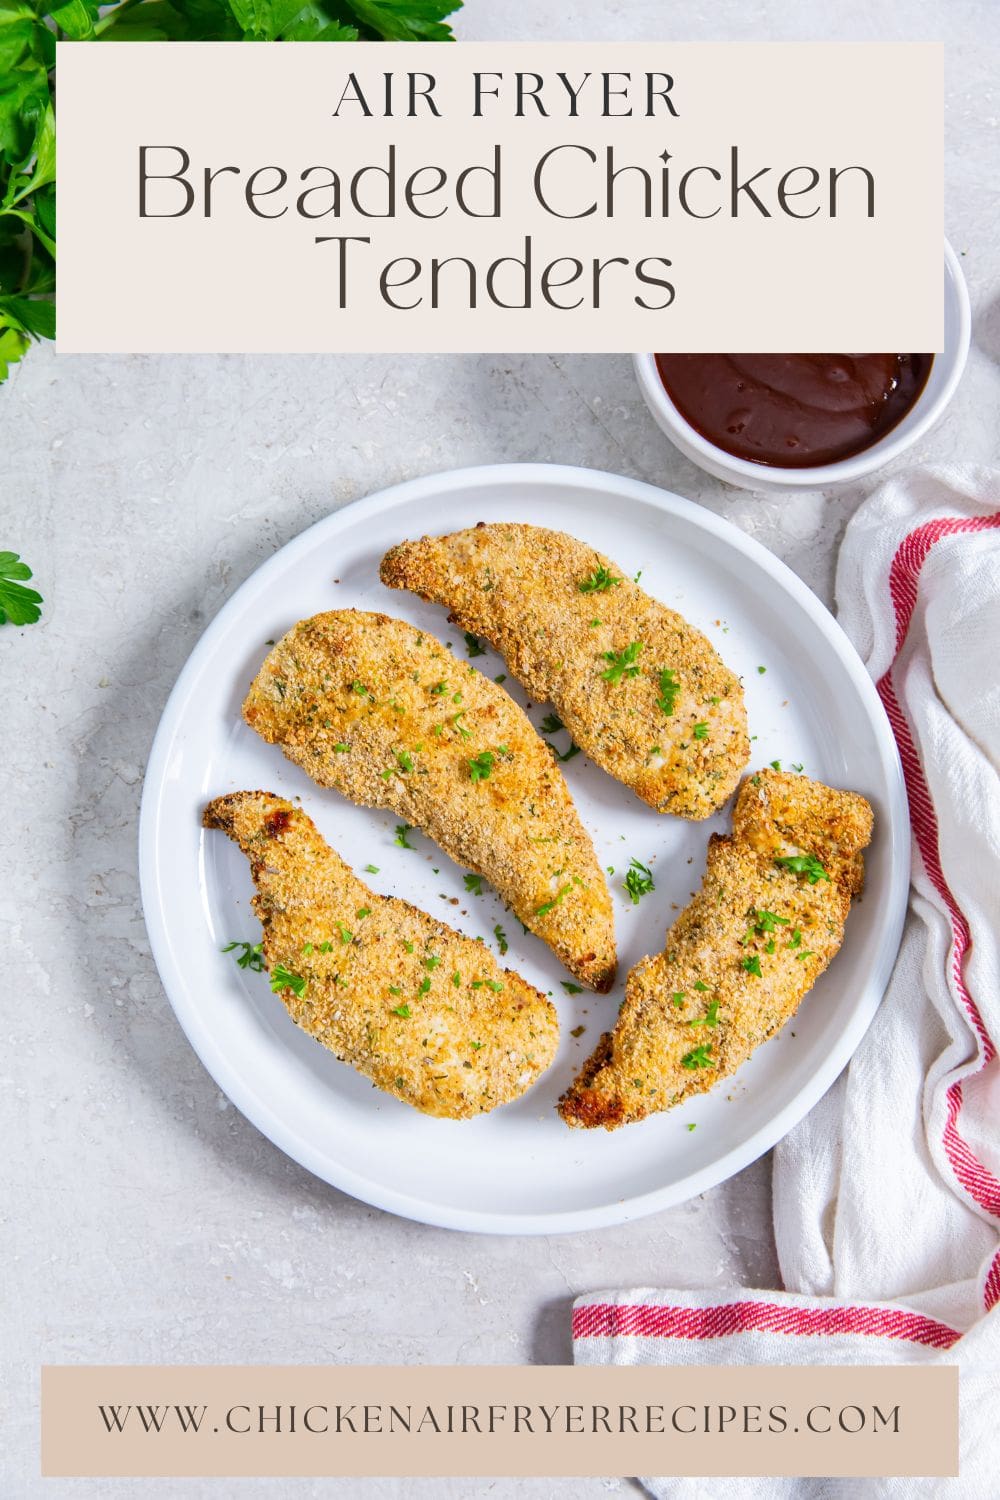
top-left (775, 853), bottom-right (830, 884)
top-left (394, 824), bottom-right (416, 849)
top-left (270, 963), bottom-right (307, 998)
top-left (681, 1043), bottom-right (714, 1070)
top-left (601, 640), bottom-right (644, 684)
top-left (0, 552), bottom-right (43, 625)
top-left (222, 940), bottom-right (263, 973)
top-left (539, 713), bottom-right (564, 734)
top-left (561, 981), bottom-right (584, 994)
top-left (463, 873), bottom-right (484, 897)
top-left (741, 955), bottom-right (762, 978)
top-left (656, 668), bottom-right (680, 715)
top-left (578, 564), bottom-right (622, 594)
top-left (493, 923), bottom-right (508, 955)
top-left (536, 883), bottom-right (571, 917)
top-left (624, 857), bottom-right (654, 905)
top-left (468, 750), bottom-right (496, 782)
top-left (464, 631), bottom-right (485, 657)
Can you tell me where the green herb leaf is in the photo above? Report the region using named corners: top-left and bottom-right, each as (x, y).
top-left (391, 1002), bottom-right (411, 1018)
top-left (539, 712), bottom-right (564, 734)
top-left (561, 981), bottom-right (584, 994)
top-left (536, 882), bottom-right (571, 917)
top-left (775, 853), bottom-right (830, 884)
top-left (394, 824), bottom-right (416, 849)
top-left (601, 640), bottom-right (644, 684)
top-left (493, 923), bottom-right (508, 955)
top-left (464, 631), bottom-right (485, 657)
top-left (270, 963), bottom-right (307, 998)
top-left (0, 552), bottom-right (42, 626)
top-left (221, 939), bottom-right (264, 973)
top-left (656, 668), bottom-right (680, 716)
top-left (578, 564), bottom-right (621, 594)
top-left (741, 955), bottom-right (763, 978)
top-left (463, 873), bottom-right (484, 897)
top-left (681, 1043), bottom-right (714, 1070)
top-left (624, 857), bottom-right (654, 905)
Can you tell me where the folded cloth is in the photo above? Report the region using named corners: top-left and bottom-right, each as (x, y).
top-left (572, 468), bottom-right (1000, 1498)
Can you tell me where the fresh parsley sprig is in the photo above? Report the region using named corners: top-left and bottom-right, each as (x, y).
top-left (0, 1), bottom-right (462, 385)
top-left (0, 552), bottom-right (42, 625)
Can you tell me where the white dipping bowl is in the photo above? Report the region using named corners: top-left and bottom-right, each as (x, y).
top-left (633, 241), bottom-right (970, 491)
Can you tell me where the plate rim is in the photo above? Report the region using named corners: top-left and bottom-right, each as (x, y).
top-left (138, 461), bottom-right (909, 1235)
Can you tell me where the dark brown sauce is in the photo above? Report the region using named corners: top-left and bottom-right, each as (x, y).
top-left (654, 353), bottom-right (933, 468)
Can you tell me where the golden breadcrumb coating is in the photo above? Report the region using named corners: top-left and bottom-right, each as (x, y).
top-left (380, 523), bottom-right (749, 820)
top-left (559, 770), bottom-right (873, 1129)
top-left (204, 792), bottom-right (559, 1120)
top-left (242, 610), bottom-right (615, 991)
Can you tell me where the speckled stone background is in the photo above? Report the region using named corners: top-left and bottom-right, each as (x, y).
top-left (3, 2), bottom-right (997, 1495)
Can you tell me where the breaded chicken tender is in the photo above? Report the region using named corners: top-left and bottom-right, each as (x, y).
top-left (243, 610), bottom-right (615, 991)
top-left (380, 523), bottom-right (749, 819)
top-left (559, 770), bottom-right (873, 1129)
top-left (204, 792), bottom-right (559, 1119)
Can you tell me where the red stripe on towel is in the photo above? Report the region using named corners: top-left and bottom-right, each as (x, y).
top-left (572, 1300), bottom-right (961, 1349)
top-left (878, 514), bottom-right (1000, 1256)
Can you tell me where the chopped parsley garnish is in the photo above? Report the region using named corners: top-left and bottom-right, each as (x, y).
top-left (451, 971), bottom-right (461, 987)
top-left (494, 924), bottom-right (508, 955)
top-left (391, 1003), bottom-right (411, 1018)
top-left (418, 977), bottom-right (431, 995)
top-left (469, 749), bottom-right (505, 782)
top-left (657, 668), bottom-right (680, 715)
top-left (693, 980), bottom-right (711, 992)
top-left (539, 713), bottom-right (564, 734)
top-left (451, 711), bottom-right (471, 740)
top-left (681, 1043), bottom-right (714, 1070)
top-left (394, 824), bottom-right (416, 849)
top-left (689, 999), bottom-right (720, 1028)
top-left (753, 909), bottom-right (790, 933)
top-left (389, 985), bottom-right (402, 995)
top-left (561, 981), bottom-right (584, 994)
top-left (222, 940), bottom-right (264, 973)
top-left (757, 665), bottom-right (767, 674)
top-left (430, 680), bottom-right (448, 695)
top-left (464, 632), bottom-right (485, 657)
top-left (423, 954), bottom-right (441, 970)
top-left (351, 680), bottom-right (368, 696)
top-left (770, 759), bottom-right (782, 771)
top-left (356, 907), bottom-right (371, 921)
top-left (270, 964), bottom-right (307, 998)
top-left (775, 853), bottom-right (830, 884)
top-left (578, 564), bottom-right (621, 594)
top-left (403, 941), bottom-right (414, 954)
top-left (601, 640), bottom-right (644, 684)
top-left (364, 864), bottom-right (380, 874)
top-left (338, 924), bottom-right (353, 944)
top-left (741, 955), bottom-right (763, 978)
top-left (687, 1122), bottom-right (697, 1132)
top-left (624, 858), bottom-right (655, 904)
top-left (396, 750), bottom-right (414, 773)
top-left (787, 928), bottom-right (803, 949)
top-left (692, 721), bottom-right (709, 740)
top-left (556, 742), bottom-right (581, 762)
top-left (672, 993), bottom-right (686, 1007)
top-left (333, 742), bottom-right (350, 753)
top-left (470, 1040), bottom-right (483, 1050)
top-left (536, 883), bottom-right (572, 916)
top-left (464, 873), bottom-right (484, 897)
top-left (796, 949), bottom-right (817, 961)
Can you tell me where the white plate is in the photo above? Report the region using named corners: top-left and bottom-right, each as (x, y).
top-left (139, 464), bottom-right (909, 1235)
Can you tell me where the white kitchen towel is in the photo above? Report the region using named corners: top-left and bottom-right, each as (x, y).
top-left (573, 468), bottom-right (1000, 1498)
